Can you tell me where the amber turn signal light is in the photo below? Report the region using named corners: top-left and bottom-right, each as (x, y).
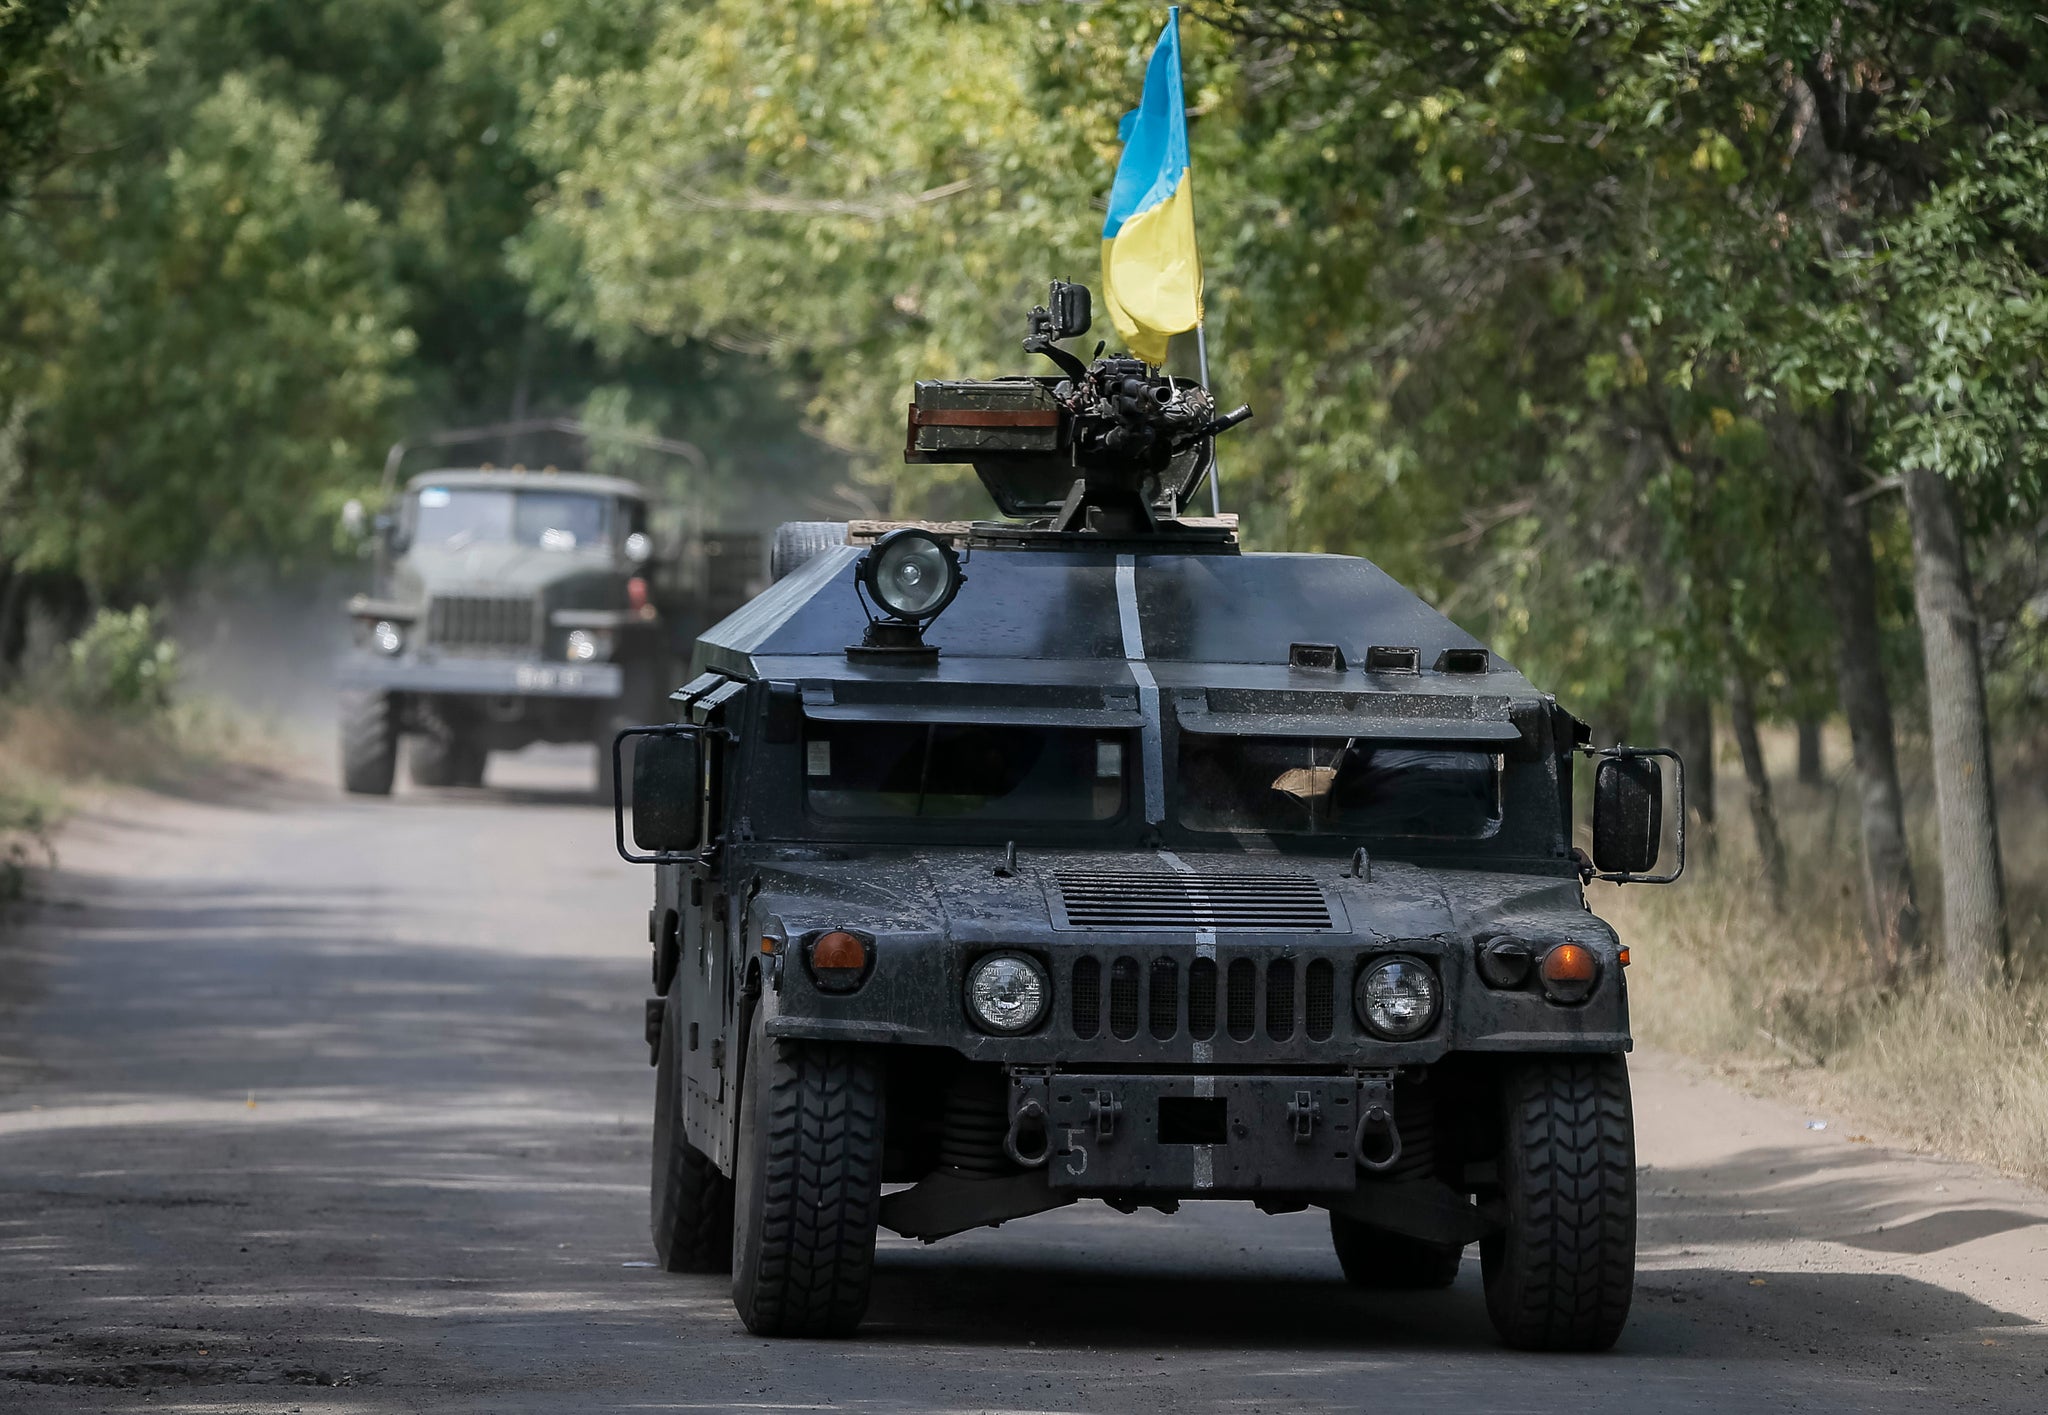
top-left (1538, 942), bottom-right (1599, 1003)
top-left (807, 930), bottom-right (872, 993)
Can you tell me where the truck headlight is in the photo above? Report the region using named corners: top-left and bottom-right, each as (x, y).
top-left (566, 628), bottom-right (612, 663)
top-left (1356, 956), bottom-right (1440, 1039)
top-left (371, 620), bottom-right (404, 657)
top-left (964, 953), bottom-right (1049, 1034)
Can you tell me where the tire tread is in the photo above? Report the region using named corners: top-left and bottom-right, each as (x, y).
top-left (339, 691), bottom-right (396, 795)
top-left (734, 1035), bottom-right (881, 1336)
top-left (1481, 1055), bottom-right (1635, 1351)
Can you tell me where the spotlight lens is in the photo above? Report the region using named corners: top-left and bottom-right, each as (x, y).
top-left (865, 530), bottom-right (961, 621)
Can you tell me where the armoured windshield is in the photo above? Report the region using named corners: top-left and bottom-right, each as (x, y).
top-left (1177, 734), bottom-right (1502, 839)
top-left (804, 721), bottom-right (1129, 823)
top-left (413, 486), bottom-right (613, 551)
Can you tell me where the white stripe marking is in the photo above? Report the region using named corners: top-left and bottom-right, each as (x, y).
top-left (1117, 555), bottom-right (1166, 824)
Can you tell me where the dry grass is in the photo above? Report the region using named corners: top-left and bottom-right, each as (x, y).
top-left (1606, 729), bottom-right (2048, 1188)
top-left (0, 697), bottom-right (273, 893)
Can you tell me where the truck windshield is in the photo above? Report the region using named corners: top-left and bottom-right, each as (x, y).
top-left (804, 721), bottom-right (1129, 824)
top-left (414, 487), bottom-right (612, 551)
top-left (1177, 734), bottom-right (1501, 839)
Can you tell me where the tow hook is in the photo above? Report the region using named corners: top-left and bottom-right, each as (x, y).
top-left (1286, 1089), bottom-right (1321, 1144)
top-left (1355, 1072), bottom-right (1403, 1172)
top-left (1003, 1098), bottom-right (1049, 1168)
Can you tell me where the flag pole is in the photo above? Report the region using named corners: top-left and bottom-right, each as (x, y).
top-left (1195, 321), bottom-right (1222, 515)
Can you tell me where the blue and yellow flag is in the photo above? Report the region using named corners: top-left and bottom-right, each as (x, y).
top-left (1101, 8), bottom-right (1202, 366)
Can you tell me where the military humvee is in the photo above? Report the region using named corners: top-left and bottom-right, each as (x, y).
top-left (614, 284), bottom-right (1683, 1352)
top-left (338, 441), bottom-right (763, 794)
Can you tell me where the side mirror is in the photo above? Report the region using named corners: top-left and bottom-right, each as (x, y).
top-left (615, 728), bottom-right (705, 861)
top-left (1591, 752), bottom-right (1669, 879)
top-left (1049, 279), bottom-right (1091, 340)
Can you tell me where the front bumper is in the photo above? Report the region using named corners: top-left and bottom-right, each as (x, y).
top-left (1020, 1071), bottom-right (1374, 1194)
top-left (335, 655), bottom-right (623, 700)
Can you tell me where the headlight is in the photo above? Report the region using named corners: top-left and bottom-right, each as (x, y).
top-left (964, 952), bottom-right (1049, 1034)
top-left (1356, 956), bottom-right (1440, 1039)
top-left (566, 628), bottom-right (613, 663)
top-left (371, 620), bottom-right (404, 657)
top-left (859, 528), bottom-right (963, 622)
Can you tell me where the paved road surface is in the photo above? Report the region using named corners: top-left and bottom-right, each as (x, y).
top-left (2, 750), bottom-right (2045, 1413)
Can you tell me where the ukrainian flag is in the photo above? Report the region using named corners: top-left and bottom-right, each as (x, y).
top-left (1101, 8), bottom-right (1202, 366)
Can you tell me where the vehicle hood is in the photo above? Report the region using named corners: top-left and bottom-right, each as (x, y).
top-left (746, 847), bottom-right (1593, 949)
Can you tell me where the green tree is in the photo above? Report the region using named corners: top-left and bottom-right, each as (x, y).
top-left (0, 74), bottom-right (412, 591)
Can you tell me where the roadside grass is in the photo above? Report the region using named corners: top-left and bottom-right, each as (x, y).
top-left (0, 695), bottom-right (271, 897)
top-left (1608, 731), bottom-right (2048, 1188)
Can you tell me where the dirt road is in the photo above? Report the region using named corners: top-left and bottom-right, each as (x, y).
top-left (2, 751), bottom-right (2044, 1412)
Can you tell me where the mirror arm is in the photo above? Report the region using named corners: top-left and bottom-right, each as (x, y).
top-left (1577, 744), bottom-right (1687, 885)
top-left (612, 723), bottom-right (728, 865)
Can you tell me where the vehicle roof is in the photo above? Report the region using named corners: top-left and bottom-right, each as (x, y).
top-left (406, 467), bottom-right (649, 499)
top-left (695, 546), bottom-right (1545, 716)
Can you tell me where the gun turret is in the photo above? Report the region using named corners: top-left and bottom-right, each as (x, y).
top-left (905, 281), bottom-right (1251, 536)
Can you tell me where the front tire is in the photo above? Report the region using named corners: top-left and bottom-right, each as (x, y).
top-left (651, 999), bottom-right (733, 1272)
top-left (1330, 1215), bottom-right (1465, 1289)
top-left (339, 691), bottom-right (396, 796)
top-left (730, 1008), bottom-right (883, 1336)
top-left (1480, 1055), bottom-right (1636, 1352)
top-left (410, 733), bottom-right (485, 788)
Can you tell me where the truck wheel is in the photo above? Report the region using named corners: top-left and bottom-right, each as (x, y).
top-left (339, 691), bottom-right (396, 796)
top-left (769, 521), bottom-right (848, 582)
top-left (651, 999), bottom-right (733, 1272)
top-left (730, 1008), bottom-right (882, 1336)
top-left (1329, 1214), bottom-right (1464, 1289)
top-left (1480, 1055), bottom-right (1635, 1352)
top-left (410, 734), bottom-right (483, 788)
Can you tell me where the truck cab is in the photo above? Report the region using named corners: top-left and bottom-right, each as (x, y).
top-left (338, 468), bottom-right (674, 793)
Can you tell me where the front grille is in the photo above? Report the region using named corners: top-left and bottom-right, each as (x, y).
top-left (1149, 958), bottom-right (1179, 1039)
top-left (1053, 870), bottom-right (1335, 931)
top-left (1188, 958), bottom-right (1218, 1040)
top-left (1306, 959), bottom-right (1336, 1040)
top-left (1070, 957), bottom-right (1101, 1039)
top-left (426, 595), bottom-right (536, 656)
top-left (1226, 958), bottom-right (1257, 1041)
top-left (1266, 958), bottom-right (1296, 1039)
top-left (1051, 946), bottom-right (1429, 1054)
top-left (1108, 957), bottom-right (1141, 1040)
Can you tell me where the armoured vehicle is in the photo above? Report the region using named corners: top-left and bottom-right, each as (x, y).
top-left (614, 284), bottom-right (1683, 1351)
top-left (338, 423), bottom-right (763, 794)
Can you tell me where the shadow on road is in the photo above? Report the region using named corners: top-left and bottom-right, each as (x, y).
top-left (4, 786), bottom-right (2047, 1411)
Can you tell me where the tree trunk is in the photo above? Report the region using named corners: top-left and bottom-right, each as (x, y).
top-left (1727, 669), bottom-right (1788, 910)
top-left (1660, 692), bottom-right (1716, 863)
top-left (1900, 465), bottom-right (2009, 985)
top-left (1796, 719), bottom-right (1825, 786)
top-left (1808, 407), bottom-right (1922, 979)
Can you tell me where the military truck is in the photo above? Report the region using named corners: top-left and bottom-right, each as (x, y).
top-left (613, 284), bottom-right (1683, 1351)
top-left (338, 422), bottom-right (763, 794)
